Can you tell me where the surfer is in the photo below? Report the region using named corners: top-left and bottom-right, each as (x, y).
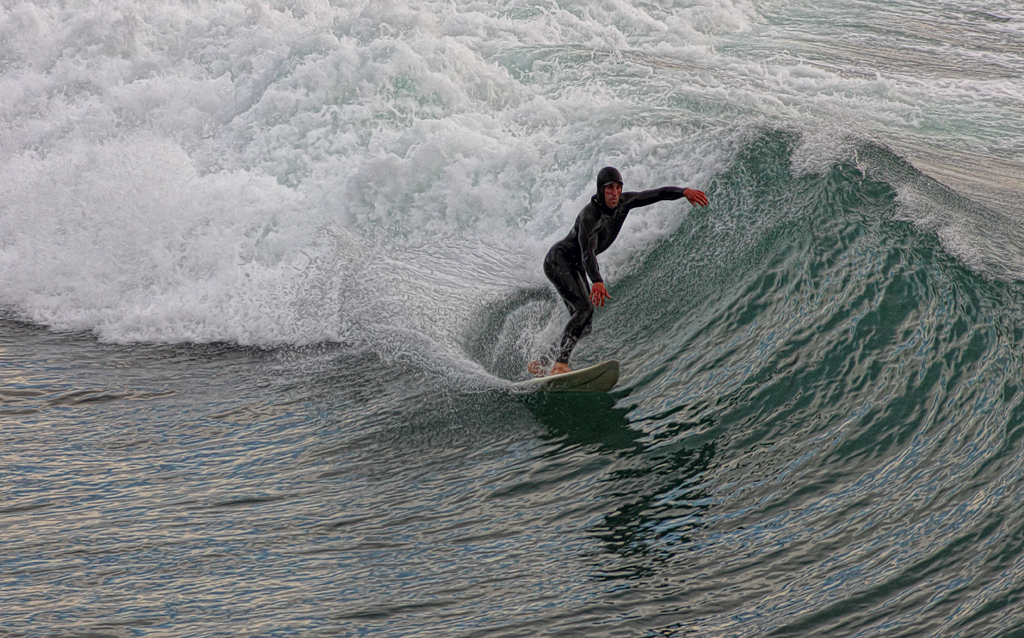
top-left (528, 167), bottom-right (709, 377)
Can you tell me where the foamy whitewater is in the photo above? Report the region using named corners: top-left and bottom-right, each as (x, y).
top-left (4, 0), bottom-right (1019, 349)
top-left (3, 1), bottom-right (1024, 636)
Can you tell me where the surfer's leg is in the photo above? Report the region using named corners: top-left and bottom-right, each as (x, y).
top-left (553, 271), bottom-right (594, 365)
top-left (529, 245), bottom-right (594, 376)
top-left (543, 253), bottom-right (594, 367)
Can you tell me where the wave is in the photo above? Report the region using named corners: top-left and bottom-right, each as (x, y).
top-left (4, 0), bottom-right (1020, 355)
top-left (467, 129), bottom-right (1024, 635)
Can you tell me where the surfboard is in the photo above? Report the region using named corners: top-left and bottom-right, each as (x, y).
top-left (513, 360), bottom-right (620, 393)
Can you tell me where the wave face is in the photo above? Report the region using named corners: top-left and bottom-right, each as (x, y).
top-left (3, 1), bottom-right (1024, 637)
top-left (461, 130), bottom-right (1024, 634)
top-left (473, 132), bottom-right (1024, 635)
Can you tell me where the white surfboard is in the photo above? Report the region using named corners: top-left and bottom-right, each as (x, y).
top-left (513, 360), bottom-right (620, 393)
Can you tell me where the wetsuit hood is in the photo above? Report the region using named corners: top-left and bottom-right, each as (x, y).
top-left (595, 166), bottom-right (623, 212)
top-left (596, 166), bottom-right (623, 196)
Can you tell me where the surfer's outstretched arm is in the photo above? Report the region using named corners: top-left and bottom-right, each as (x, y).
top-left (626, 186), bottom-right (709, 209)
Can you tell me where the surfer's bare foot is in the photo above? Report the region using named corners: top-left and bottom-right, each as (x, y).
top-left (527, 360), bottom-right (547, 377)
top-left (550, 362), bottom-right (572, 375)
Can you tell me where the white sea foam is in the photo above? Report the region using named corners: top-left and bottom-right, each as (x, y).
top-left (1, 0), bottom-right (1020, 347)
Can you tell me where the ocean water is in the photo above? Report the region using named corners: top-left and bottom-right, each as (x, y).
top-left (3, 0), bottom-right (1024, 636)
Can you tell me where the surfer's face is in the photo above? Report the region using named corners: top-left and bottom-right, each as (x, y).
top-left (603, 182), bottom-right (622, 208)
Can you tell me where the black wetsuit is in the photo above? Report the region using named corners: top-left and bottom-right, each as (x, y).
top-left (543, 185), bottom-right (689, 364)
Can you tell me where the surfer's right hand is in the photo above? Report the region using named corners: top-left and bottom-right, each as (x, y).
top-left (590, 282), bottom-right (611, 307)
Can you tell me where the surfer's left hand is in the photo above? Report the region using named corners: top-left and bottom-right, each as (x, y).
top-left (590, 282), bottom-right (611, 307)
top-left (683, 188), bottom-right (709, 207)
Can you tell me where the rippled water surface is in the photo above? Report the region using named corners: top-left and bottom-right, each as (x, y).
top-left (4, 0), bottom-right (1024, 635)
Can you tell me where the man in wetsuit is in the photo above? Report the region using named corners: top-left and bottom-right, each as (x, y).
top-left (528, 166), bottom-right (709, 377)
